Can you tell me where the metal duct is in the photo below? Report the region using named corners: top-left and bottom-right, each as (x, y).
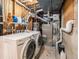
top-left (37, 0), bottom-right (64, 13)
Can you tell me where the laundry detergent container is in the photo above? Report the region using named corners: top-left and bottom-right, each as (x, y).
top-left (13, 16), bottom-right (18, 22)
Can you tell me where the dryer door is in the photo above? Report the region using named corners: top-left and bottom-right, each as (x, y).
top-left (21, 39), bottom-right (36, 59)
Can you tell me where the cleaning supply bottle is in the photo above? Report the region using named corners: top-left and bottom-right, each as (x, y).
top-left (60, 50), bottom-right (66, 59)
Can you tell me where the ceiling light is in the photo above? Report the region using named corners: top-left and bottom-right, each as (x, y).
top-left (21, 0), bottom-right (33, 3)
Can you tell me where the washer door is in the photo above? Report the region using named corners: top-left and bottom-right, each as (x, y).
top-left (21, 39), bottom-right (36, 59)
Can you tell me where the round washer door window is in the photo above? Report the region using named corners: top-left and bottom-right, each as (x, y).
top-left (23, 40), bottom-right (36, 59)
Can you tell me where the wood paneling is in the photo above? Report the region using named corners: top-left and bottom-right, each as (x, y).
top-left (3, 0), bottom-right (13, 21)
top-left (63, 0), bottom-right (78, 59)
top-left (3, 0), bottom-right (28, 20)
top-left (15, 3), bottom-right (22, 17)
top-left (63, 0), bottom-right (75, 26)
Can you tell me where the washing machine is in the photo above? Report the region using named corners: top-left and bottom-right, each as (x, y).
top-left (1, 31), bottom-right (41, 59)
top-left (29, 31), bottom-right (42, 58)
top-left (19, 31), bottom-right (41, 59)
top-left (17, 37), bottom-right (36, 59)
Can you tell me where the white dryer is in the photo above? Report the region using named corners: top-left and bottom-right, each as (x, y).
top-left (1, 31), bottom-right (41, 59)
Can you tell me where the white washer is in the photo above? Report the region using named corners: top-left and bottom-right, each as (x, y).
top-left (0, 31), bottom-right (41, 59)
top-left (18, 37), bottom-right (36, 59)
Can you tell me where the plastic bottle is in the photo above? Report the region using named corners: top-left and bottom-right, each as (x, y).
top-left (60, 50), bottom-right (66, 59)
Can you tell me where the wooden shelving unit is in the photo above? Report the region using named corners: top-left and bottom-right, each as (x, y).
top-left (2, 0), bottom-right (38, 35)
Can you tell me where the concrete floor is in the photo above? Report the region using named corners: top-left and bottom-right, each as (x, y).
top-left (39, 45), bottom-right (56, 59)
top-left (36, 39), bottom-right (66, 59)
top-left (35, 38), bottom-right (56, 59)
top-left (35, 34), bottom-right (64, 59)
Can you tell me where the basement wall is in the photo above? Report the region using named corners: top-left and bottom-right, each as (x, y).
top-left (63, 0), bottom-right (74, 25)
top-left (3, 0), bottom-right (29, 21)
top-left (3, 0), bottom-right (13, 21)
top-left (63, 0), bottom-right (78, 59)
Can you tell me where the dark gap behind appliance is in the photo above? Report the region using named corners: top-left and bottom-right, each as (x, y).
top-left (0, 0), bottom-right (3, 36)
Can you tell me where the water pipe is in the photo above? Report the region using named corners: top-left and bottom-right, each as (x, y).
top-left (56, 20), bottom-right (74, 49)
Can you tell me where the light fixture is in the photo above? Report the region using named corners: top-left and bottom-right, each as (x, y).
top-left (21, 0), bottom-right (33, 3)
top-left (27, 0), bottom-right (33, 2)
